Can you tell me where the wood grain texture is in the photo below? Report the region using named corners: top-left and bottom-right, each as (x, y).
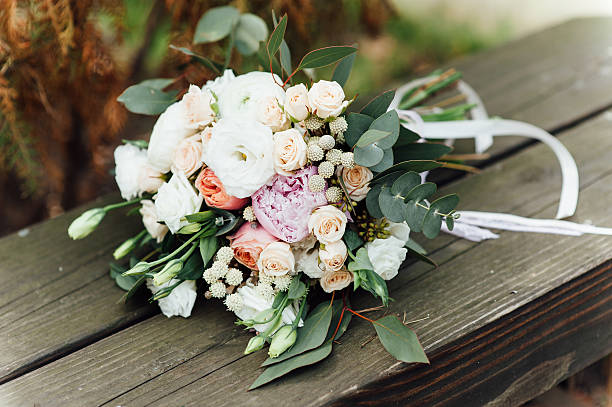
top-left (2, 105), bottom-right (611, 406)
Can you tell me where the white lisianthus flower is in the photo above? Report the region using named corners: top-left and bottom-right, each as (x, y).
top-left (388, 221), bottom-right (411, 244)
top-left (294, 247), bottom-right (322, 279)
top-left (114, 144), bottom-right (148, 200)
top-left (202, 118), bottom-right (275, 198)
top-left (308, 80), bottom-right (349, 119)
top-left (203, 69), bottom-right (236, 97)
top-left (233, 284), bottom-right (300, 332)
top-left (182, 84), bottom-right (216, 130)
top-left (257, 96), bottom-right (290, 132)
top-left (216, 71), bottom-right (285, 122)
top-left (154, 172), bottom-right (203, 234)
top-left (139, 199), bottom-right (168, 243)
top-left (147, 279), bottom-right (197, 318)
top-left (147, 102), bottom-right (194, 173)
top-left (365, 236), bottom-right (407, 281)
top-left (284, 83), bottom-right (310, 121)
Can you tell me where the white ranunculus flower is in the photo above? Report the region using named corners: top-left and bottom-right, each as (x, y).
top-left (147, 279), bottom-right (197, 318)
top-left (171, 135), bottom-right (203, 177)
top-left (139, 199), bottom-right (168, 243)
top-left (294, 247), bottom-right (323, 279)
top-left (147, 102), bottom-right (195, 173)
top-left (138, 164), bottom-right (164, 194)
top-left (388, 221), bottom-right (411, 244)
top-left (308, 80), bottom-right (348, 119)
top-left (203, 69), bottom-right (236, 97)
top-left (365, 236), bottom-right (407, 281)
top-left (114, 144), bottom-right (148, 200)
top-left (284, 83), bottom-right (310, 121)
top-left (216, 71), bottom-right (285, 122)
top-left (234, 284), bottom-right (300, 332)
top-left (182, 84), bottom-right (215, 130)
top-left (202, 118), bottom-right (275, 198)
top-left (257, 96), bottom-right (290, 132)
top-left (154, 172), bottom-right (203, 234)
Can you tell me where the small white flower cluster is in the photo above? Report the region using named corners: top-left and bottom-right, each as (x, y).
top-left (203, 246), bottom-right (244, 300)
top-left (257, 273), bottom-right (293, 299)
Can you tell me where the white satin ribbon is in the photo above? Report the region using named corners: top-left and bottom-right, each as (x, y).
top-left (389, 77), bottom-right (612, 240)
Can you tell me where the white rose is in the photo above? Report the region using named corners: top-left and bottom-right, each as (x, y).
top-left (366, 236), bottom-right (407, 281)
top-left (319, 269), bottom-right (353, 293)
top-left (319, 240), bottom-right (348, 272)
top-left (147, 102), bottom-right (195, 173)
top-left (273, 128), bottom-right (307, 175)
top-left (202, 118), bottom-right (275, 198)
top-left (154, 172), bottom-right (203, 234)
top-left (171, 135), bottom-right (203, 177)
top-left (284, 83), bottom-right (309, 121)
top-left (203, 69), bottom-right (236, 97)
top-left (337, 165), bottom-right (372, 202)
top-left (257, 242), bottom-right (295, 277)
top-left (147, 279), bottom-right (197, 318)
top-left (308, 80), bottom-right (348, 119)
top-left (388, 221), bottom-right (410, 244)
top-left (137, 163), bottom-right (164, 194)
top-left (308, 205), bottom-right (347, 244)
top-left (294, 246), bottom-right (323, 279)
top-left (234, 284), bottom-right (299, 332)
top-left (182, 84), bottom-right (216, 130)
top-left (216, 71), bottom-right (286, 122)
top-left (258, 96), bottom-right (290, 132)
top-left (114, 144), bottom-right (148, 200)
top-left (139, 199), bottom-right (168, 243)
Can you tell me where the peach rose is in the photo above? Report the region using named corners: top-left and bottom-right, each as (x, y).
top-left (258, 96), bottom-right (290, 132)
top-left (182, 84), bottom-right (215, 129)
top-left (172, 135), bottom-right (203, 177)
top-left (195, 168), bottom-right (248, 210)
top-left (228, 222), bottom-right (279, 270)
top-left (284, 84), bottom-right (309, 121)
top-left (308, 205), bottom-right (347, 244)
top-left (319, 269), bottom-right (353, 293)
top-left (318, 240), bottom-right (348, 272)
top-left (273, 128), bottom-right (308, 175)
top-left (337, 165), bottom-right (372, 202)
top-left (257, 242), bottom-right (295, 277)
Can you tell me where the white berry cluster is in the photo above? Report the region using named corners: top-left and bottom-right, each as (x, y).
top-left (255, 274), bottom-right (293, 299)
top-left (242, 206), bottom-right (256, 222)
top-left (204, 246), bottom-right (244, 300)
top-left (304, 116), bottom-right (324, 130)
top-left (329, 116), bottom-right (348, 136)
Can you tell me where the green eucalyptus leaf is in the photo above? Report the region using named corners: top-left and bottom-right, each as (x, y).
top-left (405, 241), bottom-right (437, 267)
top-left (279, 40), bottom-right (292, 74)
top-left (378, 187), bottom-right (407, 223)
top-left (266, 14), bottom-right (287, 58)
top-left (331, 51), bottom-right (356, 87)
top-left (355, 129), bottom-right (391, 148)
top-left (430, 194), bottom-right (460, 214)
top-left (257, 42), bottom-right (282, 75)
top-left (272, 291), bottom-right (288, 309)
top-left (422, 209), bottom-right (443, 239)
top-left (404, 200), bottom-right (427, 233)
top-left (365, 183), bottom-right (384, 219)
top-left (329, 300), bottom-right (352, 340)
top-left (368, 110), bottom-right (400, 149)
top-left (234, 13), bottom-right (268, 56)
top-left (394, 142), bottom-right (453, 162)
top-left (404, 183), bottom-right (437, 202)
top-left (359, 268), bottom-right (389, 305)
top-left (394, 125), bottom-right (421, 147)
top-left (261, 301), bottom-right (333, 366)
top-left (345, 112), bottom-right (373, 148)
top-left (371, 161), bottom-right (442, 183)
top-left (390, 171), bottom-right (421, 195)
top-left (138, 78), bottom-right (173, 89)
top-left (348, 247), bottom-right (374, 272)
top-left (169, 45), bottom-right (222, 74)
top-left (368, 148), bottom-right (394, 173)
top-left (120, 275), bottom-right (147, 303)
top-left (445, 216), bottom-right (455, 231)
top-left (360, 89), bottom-right (395, 118)
top-left (297, 46), bottom-right (357, 70)
top-left (115, 273), bottom-right (139, 291)
top-left (373, 315), bottom-right (429, 363)
top-left (194, 6), bottom-right (240, 44)
top-left (354, 143), bottom-right (384, 167)
top-left (343, 228), bottom-right (364, 252)
top-left (110, 263), bottom-right (125, 279)
top-left (117, 83), bottom-right (178, 115)
top-left (405, 238), bottom-right (427, 255)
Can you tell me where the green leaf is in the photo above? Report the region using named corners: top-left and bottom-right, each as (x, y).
top-left (121, 275), bottom-right (147, 303)
top-left (177, 249), bottom-right (204, 280)
top-left (391, 171), bottom-right (421, 195)
top-left (445, 216), bottom-right (455, 231)
top-left (422, 210), bottom-right (443, 239)
top-left (115, 273), bottom-right (139, 291)
top-left (343, 228), bottom-right (364, 252)
top-left (373, 315), bottom-right (429, 363)
top-left (110, 263), bottom-right (125, 279)
top-left (184, 210), bottom-right (215, 223)
top-left (272, 291), bottom-right (287, 309)
top-left (404, 200), bottom-right (427, 233)
top-left (355, 129), bottom-right (390, 148)
top-left (365, 183), bottom-right (384, 219)
top-left (250, 342), bottom-right (333, 390)
top-left (368, 110), bottom-right (400, 149)
top-left (430, 193), bottom-right (459, 214)
top-left (405, 238), bottom-right (427, 255)
top-left (266, 14), bottom-right (287, 59)
top-left (261, 301), bottom-right (333, 366)
top-left (370, 161), bottom-right (442, 183)
top-left (138, 78), bottom-right (173, 89)
top-left (117, 83), bottom-right (178, 115)
top-left (378, 187), bottom-right (407, 223)
top-left (234, 13), bottom-right (268, 56)
top-left (394, 142), bottom-right (453, 162)
top-left (360, 89), bottom-right (395, 118)
top-left (329, 300), bottom-right (352, 340)
top-left (297, 46), bottom-right (357, 70)
top-left (368, 148), bottom-right (394, 173)
top-left (394, 126), bottom-right (421, 147)
top-left (354, 143), bottom-right (384, 167)
top-left (122, 139), bottom-right (148, 149)
top-left (348, 247), bottom-right (374, 272)
top-left (287, 279), bottom-right (306, 300)
top-left (199, 235), bottom-right (218, 268)
top-left (359, 269), bottom-right (389, 305)
top-left (331, 52), bottom-right (356, 86)
top-left (169, 45), bottom-right (222, 74)
top-left (345, 113), bottom-right (373, 148)
top-left (212, 209), bottom-right (239, 236)
top-left (257, 42), bottom-right (282, 76)
top-left (194, 6), bottom-right (240, 44)
top-left (405, 241), bottom-right (437, 267)
top-left (404, 182), bottom-right (437, 202)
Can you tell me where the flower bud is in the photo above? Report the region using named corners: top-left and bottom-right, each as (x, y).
top-left (123, 261), bottom-right (150, 276)
top-left (244, 335), bottom-right (266, 355)
top-left (268, 325), bottom-right (297, 358)
top-left (68, 208), bottom-right (106, 240)
top-left (153, 259), bottom-right (183, 286)
top-left (113, 237), bottom-right (138, 260)
top-left (177, 223), bottom-right (202, 235)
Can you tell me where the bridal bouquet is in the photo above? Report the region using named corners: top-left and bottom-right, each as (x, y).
top-left (68, 8), bottom-right (465, 388)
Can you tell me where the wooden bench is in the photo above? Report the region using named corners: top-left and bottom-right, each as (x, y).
top-left (1, 18), bottom-right (611, 406)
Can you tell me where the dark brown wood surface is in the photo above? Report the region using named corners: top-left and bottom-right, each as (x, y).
top-left (0, 18), bottom-right (611, 406)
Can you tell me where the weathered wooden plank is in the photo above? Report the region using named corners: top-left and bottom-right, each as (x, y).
top-left (1, 105), bottom-right (611, 405)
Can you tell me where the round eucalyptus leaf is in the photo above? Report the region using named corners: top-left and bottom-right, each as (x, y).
top-left (368, 148), bottom-right (394, 173)
top-left (234, 14), bottom-right (268, 55)
top-left (391, 171), bottom-right (420, 195)
top-left (354, 143), bottom-right (384, 167)
top-left (194, 6), bottom-right (240, 44)
top-left (366, 184), bottom-right (384, 219)
top-left (378, 188), bottom-right (407, 223)
top-left (422, 208), bottom-right (443, 239)
top-left (430, 194), bottom-right (459, 214)
top-left (404, 182), bottom-right (437, 203)
top-left (369, 110), bottom-right (400, 149)
top-left (404, 200), bottom-right (427, 233)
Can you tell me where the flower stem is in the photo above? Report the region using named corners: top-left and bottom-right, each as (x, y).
top-left (103, 198), bottom-right (143, 212)
top-left (149, 227), bottom-right (209, 267)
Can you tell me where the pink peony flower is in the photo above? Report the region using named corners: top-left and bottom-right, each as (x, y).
top-left (195, 168), bottom-right (249, 210)
top-left (251, 166), bottom-right (327, 243)
top-left (228, 222), bottom-right (279, 270)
